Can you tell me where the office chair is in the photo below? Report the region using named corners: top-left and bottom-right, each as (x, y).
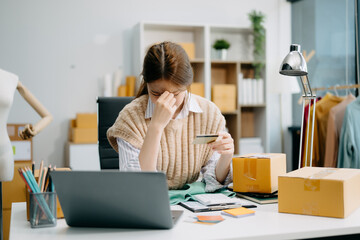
top-left (97, 97), bottom-right (134, 169)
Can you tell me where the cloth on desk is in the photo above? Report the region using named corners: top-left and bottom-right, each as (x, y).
top-left (168, 181), bottom-right (235, 205)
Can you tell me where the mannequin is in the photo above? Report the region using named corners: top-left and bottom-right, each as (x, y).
top-left (1, 68), bottom-right (53, 240)
top-left (0, 68), bottom-right (53, 181)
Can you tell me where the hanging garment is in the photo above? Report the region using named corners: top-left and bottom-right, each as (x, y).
top-left (324, 94), bottom-right (355, 167)
top-left (303, 93), bottom-right (344, 167)
top-left (337, 97), bottom-right (360, 168)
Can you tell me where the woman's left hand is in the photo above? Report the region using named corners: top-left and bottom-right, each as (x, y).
top-left (208, 131), bottom-right (234, 155)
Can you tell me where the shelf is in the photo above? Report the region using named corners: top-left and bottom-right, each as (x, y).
top-left (190, 59), bottom-right (205, 63)
top-left (221, 111), bottom-right (238, 115)
top-left (240, 104), bottom-right (266, 108)
top-left (211, 60), bottom-right (238, 64)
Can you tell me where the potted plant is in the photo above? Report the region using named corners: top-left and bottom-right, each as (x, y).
top-left (248, 10), bottom-right (265, 79)
top-left (213, 39), bottom-right (231, 60)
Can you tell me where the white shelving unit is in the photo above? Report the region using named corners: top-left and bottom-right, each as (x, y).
top-left (133, 21), bottom-right (267, 154)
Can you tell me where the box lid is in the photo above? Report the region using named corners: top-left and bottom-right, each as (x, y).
top-left (279, 167), bottom-right (360, 181)
top-left (239, 153), bottom-right (285, 159)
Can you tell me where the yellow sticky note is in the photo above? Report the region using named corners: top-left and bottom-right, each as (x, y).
top-left (222, 207), bottom-right (255, 218)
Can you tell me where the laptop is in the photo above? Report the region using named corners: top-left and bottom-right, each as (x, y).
top-left (49, 171), bottom-right (183, 229)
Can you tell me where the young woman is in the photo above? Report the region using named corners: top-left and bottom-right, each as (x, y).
top-left (107, 41), bottom-right (234, 191)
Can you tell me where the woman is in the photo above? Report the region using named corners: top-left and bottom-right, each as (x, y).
top-left (107, 41), bottom-right (234, 191)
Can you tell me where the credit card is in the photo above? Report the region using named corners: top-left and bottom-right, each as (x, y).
top-left (192, 134), bottom-right (219, 144)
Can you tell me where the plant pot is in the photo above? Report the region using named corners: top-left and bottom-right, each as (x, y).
top-left (216, 49), bottom-right (228, 60)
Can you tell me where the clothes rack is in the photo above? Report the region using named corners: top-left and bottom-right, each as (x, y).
top-left (312, 84), bottom-right (360, 93)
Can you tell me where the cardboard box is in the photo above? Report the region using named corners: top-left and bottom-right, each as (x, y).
top-left (278, 167), bottom-right (360, 218)
top-left (2, 161), bottom-right (32, 209)
top-left (233, 153), bottom-right (286, 193)
top-left (211, 84), bottom-right (236, 112)
top-left (71, 127), bottom-right (97, 143)
top-left (211, 68), bottom-right (227, 84)
top-left (126, 76), bottom-right (136, 97)
top-left (178, 42), bottom-right (195, 60)
top-left (117, 85), bottom-right (127, 97)
top-left (76, 113), bottom-right (97, 128)
top-left (190, 82), bottom-right (204, 97)
top-left (241, 110), bottom-right (255, 137)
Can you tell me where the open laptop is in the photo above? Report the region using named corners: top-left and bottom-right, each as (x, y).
top-left (49, 171), bottom-right (183, 229)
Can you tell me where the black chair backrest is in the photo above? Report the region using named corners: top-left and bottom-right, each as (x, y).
top-left (97, 97), bottom-right (134, 169)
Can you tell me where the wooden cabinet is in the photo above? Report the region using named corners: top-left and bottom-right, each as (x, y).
top-left (2, 161), bottom-right (31, 240)
top-left (133, 22), bottom-right (267, 154)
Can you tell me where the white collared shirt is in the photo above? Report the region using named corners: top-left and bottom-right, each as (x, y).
top-left (116, 93), bottom-right (232, 192)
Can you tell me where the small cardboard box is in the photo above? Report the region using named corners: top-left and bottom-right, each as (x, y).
top-left (126, 76), bottom-right (136, 97)
top-left (178, 42), bottom-right (195, 60)
top-left (241, 110), bottom-right (255, 137)
top-left (232, 153), bottom-right (286, 193)
top-left (278, 167), bottom-right (360, 218)
top-left (190, 82), bottom-right (205, 97)
top-left (76, 113), bottom-right (97, 128)
top-left (211, 68), bottom-right (227, 84)
top-left (212, 84), bottom-right (236, 112)
top-left (71, 127), bottom-right (97, 143)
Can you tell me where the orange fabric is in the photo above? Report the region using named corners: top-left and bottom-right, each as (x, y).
top-left (324, 94), bottom-right (355, 167)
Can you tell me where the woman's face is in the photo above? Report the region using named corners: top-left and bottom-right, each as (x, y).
top-left (147, 79), bottom-right (187, 109)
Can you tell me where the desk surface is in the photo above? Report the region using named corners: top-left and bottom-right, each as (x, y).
top-left (10, 202), bottom-right (360, 240)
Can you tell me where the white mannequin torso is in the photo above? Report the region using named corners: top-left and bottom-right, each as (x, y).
top-left (0, 69), bottom-right (19, 181)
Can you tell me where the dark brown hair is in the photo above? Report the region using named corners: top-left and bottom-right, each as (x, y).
top-left (136, 41), bottom-right (193, 98)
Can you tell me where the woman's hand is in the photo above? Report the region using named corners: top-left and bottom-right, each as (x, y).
top-left (209, 131), bottom-right (234, 183)
top-left (150, 91), bottom-right (177, 130)
top-left (209, 131), bottom-right (234, 156)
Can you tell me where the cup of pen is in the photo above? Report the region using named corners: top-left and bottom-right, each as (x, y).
top-left (29, 191), bottom-right (57, 228)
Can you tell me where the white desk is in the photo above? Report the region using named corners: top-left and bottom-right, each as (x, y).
top-left (10, 202), bottom-right (360, 240)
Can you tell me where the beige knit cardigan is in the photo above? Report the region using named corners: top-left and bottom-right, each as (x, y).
top-left (107, 94), bottom-right (225, 189)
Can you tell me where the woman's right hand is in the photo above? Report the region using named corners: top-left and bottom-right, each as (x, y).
top-left (150, 91), bottom-right (177, 130)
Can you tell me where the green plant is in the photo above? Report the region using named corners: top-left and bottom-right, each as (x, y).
top-left (248, 10), bottom-right (266, 79)
top-left (213, 39), bottom-right (231, 50)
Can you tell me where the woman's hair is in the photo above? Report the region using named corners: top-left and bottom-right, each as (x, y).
top-left (136, 41), bottom-right (193, 98)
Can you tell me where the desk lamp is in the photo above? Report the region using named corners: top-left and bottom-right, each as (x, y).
top-left (279, 44), bottom-right (316, 168)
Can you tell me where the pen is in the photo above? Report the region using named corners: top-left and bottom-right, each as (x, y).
top-left (242, 205), bottom-right (257, 209)
top-left (32, 161), bottom-right (35, 175)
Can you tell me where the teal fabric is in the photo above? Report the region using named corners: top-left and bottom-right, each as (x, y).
top-left (168, 181), bottom-right (235, 205)
top-left (338, 97), bottom-right (360, 168)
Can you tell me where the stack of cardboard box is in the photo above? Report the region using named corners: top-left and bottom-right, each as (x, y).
top-left (69, 113), bottom-right (97, 143)
top-left (117, 76), bottom-right (137, 97)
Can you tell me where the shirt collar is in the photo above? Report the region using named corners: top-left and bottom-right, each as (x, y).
top-left (145, 92), bottom-right (203, 119)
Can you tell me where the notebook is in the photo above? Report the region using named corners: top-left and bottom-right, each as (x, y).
top-left (50, 171), bottom-right (183, 229)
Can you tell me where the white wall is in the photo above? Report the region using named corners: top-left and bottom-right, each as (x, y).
top-left (0, 0), bottom-right (291, 168)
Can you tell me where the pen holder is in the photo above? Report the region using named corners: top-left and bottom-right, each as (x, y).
top-left (29, 192), bottom-right (57, 228)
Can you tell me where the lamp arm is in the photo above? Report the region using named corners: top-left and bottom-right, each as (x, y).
top-left (16, 81), bottom-right (53, 140)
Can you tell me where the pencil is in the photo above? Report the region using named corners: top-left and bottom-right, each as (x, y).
top-left (40, 168), bottom-right (48, 192)
top-left (32, 161), bottom-right (35, 175)
top-left (37, 160), bottom-right (44, 186)
top-left (17, 168), bottom-right (31, 192)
